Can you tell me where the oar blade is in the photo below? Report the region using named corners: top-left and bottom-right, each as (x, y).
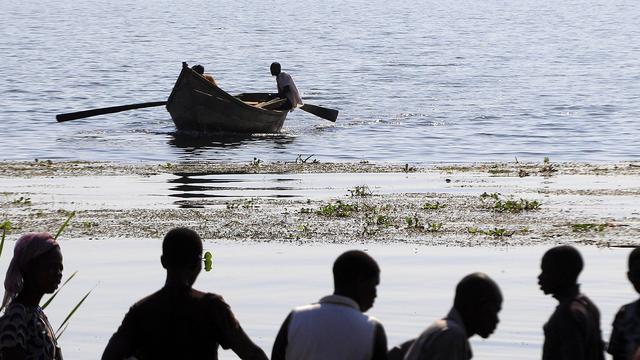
top-left (300, 104), bottom-right (339, 122)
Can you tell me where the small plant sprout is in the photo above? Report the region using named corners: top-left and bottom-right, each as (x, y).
top-left (402, 163), bottom-right (416, 173)
top-left (295, 154), bottom-right (317, 164)
top-left (426, 223), bottom-right (443, 233)
top-left (203, 251), bottom-right (213, 272)
top-left (0, 220), bottom-right (12, 258)
top-left (348, 185), bottom-right (373, 197)
top-left (317, 201), bottom-right (357, 217)
top-left (422, 201), bottom-right (445, 210)
top-left (11, 196), bottom-right (32, 205)
top-left (54, 211), bottom-right (76, 240)
top-left (571, 223), bottom-right (607, 232)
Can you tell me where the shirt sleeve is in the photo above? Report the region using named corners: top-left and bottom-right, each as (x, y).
top-left (204, 294), bottom-right (242, 350)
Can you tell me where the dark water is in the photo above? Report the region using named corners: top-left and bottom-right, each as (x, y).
top-left (2, 0), bottom-right (639, 163)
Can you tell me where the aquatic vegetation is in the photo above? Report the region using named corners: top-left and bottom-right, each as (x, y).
top-left (226, 199), bottom-right (257, 210)
top-left (54, 211), bottom-right (76, 240)
top-left (541, 157), bottom-right (557, 174)
top-left (493, 199), bottom-right (541, 213)
top-left (405, 214), bottom-right (422, 229)
top-left (203, 251), bottom-right (213, 272)
top-left (402, 163), bottom-right (416, 173)
top-left (81, 221), bottom-right (96, 229)
top-left (299, 207), bottom-right (313, 214)
top-left (480, 192), bottom-right (501, 201)
top-left (374, 215), bottom-right (393, 227)
top-left (571, 223), bottom-right (606, 232)
top-left (11, 196), bottom-right (31, 205)
top-left (348, 185), bottom-right (373, 197)
top-left (55, 287), bottom-right (94, 340)
top-left (250, 157), bottom-right (263, 167)
top-left (518, 169), bottom-right (530, 177)
top-left (426, 223), bottom-right (443, 232)
top-left (295, 154), bottom-right (318, 164)
top-left (422, 201), bottom-right (445, 210)
top-left (467, 227), bottom-right (516, 237)
top-left (317, 201), bottom-right (357, 217)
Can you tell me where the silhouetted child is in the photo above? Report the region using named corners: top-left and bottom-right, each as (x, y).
top-left (388, 272), bottom-right (502, 360)
top-left (271, 250), bottom-right (388, 360)
top-left (102, 227), bottom-right (267, 360)
top-left (538, 245), bottom-right (604, 360)
top-left (608, 247), bottom-right (640, 360)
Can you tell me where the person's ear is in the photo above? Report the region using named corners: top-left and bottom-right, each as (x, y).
top-left (160, 255), bottom-right (167, 269)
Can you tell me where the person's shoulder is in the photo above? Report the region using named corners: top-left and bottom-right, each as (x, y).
top-left (0, 303), bottom-right (30, 327)
top-left (199, 291), bottom-right (231, 309)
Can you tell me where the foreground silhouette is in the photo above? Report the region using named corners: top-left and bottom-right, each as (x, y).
top-left (102, 227), bottom-right (267, 360)
top-left (0, 232), bottom-right (64, 360)
top-left (271, 250), bottom-right (388, 360)
top-left (609, 247), bottom-right (640, 360)
top-left (538, 245), bottom-right (604, 360)
top-left (388, 272), bottom-right (502, 360)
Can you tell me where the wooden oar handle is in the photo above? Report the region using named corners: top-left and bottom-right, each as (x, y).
top-left (56, 101), bottom-right (167, 122)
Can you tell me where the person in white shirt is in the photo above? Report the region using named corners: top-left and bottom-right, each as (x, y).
top-left (388, 273), bottom-right (502, 360)
top-left (270, 62), bottom-right (303, 111)
top-left (271, 250), bottom-right (388, 360)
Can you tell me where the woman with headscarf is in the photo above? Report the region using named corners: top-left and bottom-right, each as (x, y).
top-left (0, 232), bottom-right (64, 360)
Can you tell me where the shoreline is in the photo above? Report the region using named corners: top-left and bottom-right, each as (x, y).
top-left (1, 160), bottom-right (639, 246)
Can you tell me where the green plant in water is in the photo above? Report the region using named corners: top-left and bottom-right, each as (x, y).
top-left (480, 192), bottom-right (501, 201)
top-left (422, 201), bottom-right (445, 210)
top-left (54, 211), bottom-right (76, 240)
top-left (571, 223), bottom-right (606, 232)
top-left (250, 157), bottom-right (263, 167)
top-left (203, 251), bottom-right (213, 272)
top-left (402, 164), bottom-right (416, 173)
top-left (317, 201), bottom-right (356, 217)
top-left (11, 196), bottom-right (32, 205)
top-left (541, 157), bottom-right (557, 174)
top-left (426, 223), bottom-right (443, 232)
top-left (375, 215), bottom-right (392, 227)
top-left (493, 199), bottom-right (541, 213)
top-left (295, 154), bottom-right (317, 164)
top-left (348, 185), bottom-right (373, 197)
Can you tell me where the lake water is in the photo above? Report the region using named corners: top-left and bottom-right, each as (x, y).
top-left (2, 0), bottom-right (639, 163)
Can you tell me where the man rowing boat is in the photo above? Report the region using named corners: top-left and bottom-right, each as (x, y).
top-left (270, 62), bottom-right (303, 111)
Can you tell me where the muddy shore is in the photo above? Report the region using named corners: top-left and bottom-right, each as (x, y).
top-left (1, 160), bottom-right (639, 246)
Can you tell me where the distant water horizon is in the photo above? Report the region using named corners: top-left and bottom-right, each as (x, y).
top-left (2, 0), bottom-right (638, 164)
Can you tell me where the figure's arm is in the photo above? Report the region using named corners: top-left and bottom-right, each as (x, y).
top-left (101, 333), bottom-right (134, 360)
top-left (210, 296), bottom-right (268, 360)
top-left (608, 308), bottom-right (627, 360)
top-left (227, 326), bottom-right (268, 360)
top-left (271, 312), bottom-right (292, 360)
top-left (371, 322), bottom-right (388, 360)
top-left (557, 305), bottom-right (590, 360)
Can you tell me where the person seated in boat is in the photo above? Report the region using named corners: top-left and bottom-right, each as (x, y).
top-left (192, 64), bottom-right (218, 86)
top-left (388, 272), bottom-right (502, 360)
top-left (270, 62), bottom-right (303, 111)
top-left (101, 227), bottom-right (268, 360)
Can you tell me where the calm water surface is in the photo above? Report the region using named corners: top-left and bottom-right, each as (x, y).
top-left (2, 0), bottom-right (639, 163)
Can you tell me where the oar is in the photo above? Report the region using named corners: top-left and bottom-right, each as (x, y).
top-left (299, 103), bottom-right (339, 122)
top-left (56, 101), bottom-right (167, 122)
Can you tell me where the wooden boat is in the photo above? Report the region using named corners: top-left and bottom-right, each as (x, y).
top-left (166, 62), bottom-right (288, 133)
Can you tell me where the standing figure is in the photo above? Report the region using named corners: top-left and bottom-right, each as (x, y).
top-left (0, 232), bottom-right (64, 360)
top-left (102, 227), bottom-right (267, 360)
top-left (389, 272), bottom-right (502, 360)
top-left (270, 62), bottom-right (303, 111)
top-left (609, 247), bottom-right (640, 360)
top-left (271, 250), bottom-right (387, 360)
top-left (538, 245), bottom-right (605, 360)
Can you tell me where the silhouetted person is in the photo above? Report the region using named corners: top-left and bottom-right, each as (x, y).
top-left (388, 272), bottom-right (502, 360)
top-left (608, 247), bottom-right (640, 360)
top-left (271, 250), bottom-right (387, 360)
top-left (270, 62), bottom-right (302, 111)
top-left (192, 64), bottom-right (218, 86)
top-left (102, 227), bottom-right (267, 360)
top-left (538, 245), bottom-right (604, 360)
top-left (0, 232), bottom-right (64, 360)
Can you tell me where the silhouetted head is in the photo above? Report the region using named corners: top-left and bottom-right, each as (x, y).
top-left (161, 227), bottom-right (203, 287)
top-left (3, 232), bottom-right (63, 308)
top-left (453, 272), bottom-right (502, 338)
top-left (538, 245), bottom-right (583, 295)
top-left (627, 247), bottom-right (640, 293)
top-left (332, 250), bottom-right (380, 312)
top-left (192, 64), bottom-right (205, 75)
top-left (270, 62), bottom-right (281, 76)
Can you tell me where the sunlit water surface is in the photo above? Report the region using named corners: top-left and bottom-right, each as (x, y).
top-left (2, 0), bottom-right (639, 163)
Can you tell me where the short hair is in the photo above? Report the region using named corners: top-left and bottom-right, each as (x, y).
top-left (270, 62), bottom-right (281, 73)
top-left (454, 272), bottom-right (502, 309)
top-left (543, 245), bottom-right (583, 281)
top-left (333, 250), bottom-right (380, 287)
top-left (629, 247), bottom-right (640, 271)
top-left (162, 227), bottom-right (203, 267)
top-left (192, 64), bottom-right (205, 75)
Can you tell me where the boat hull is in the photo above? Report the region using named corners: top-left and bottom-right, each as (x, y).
top-left (166, 63), bottom-right (288, 133)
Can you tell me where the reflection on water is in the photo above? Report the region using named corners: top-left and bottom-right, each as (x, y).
top-left (168, 131), bottom-right (296, 157)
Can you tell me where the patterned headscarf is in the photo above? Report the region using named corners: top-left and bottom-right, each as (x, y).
top-left (2, 232), bottom-right (59, 309)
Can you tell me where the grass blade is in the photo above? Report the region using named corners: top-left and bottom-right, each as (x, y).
top-left (0, 220), bottom-right (11, 258)
top-left (54, 212), bottom-right (76, 240)
top-left (41, 270), bottom-right (78, 310)
top-left (55, 286), bottom-right (95, 340)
